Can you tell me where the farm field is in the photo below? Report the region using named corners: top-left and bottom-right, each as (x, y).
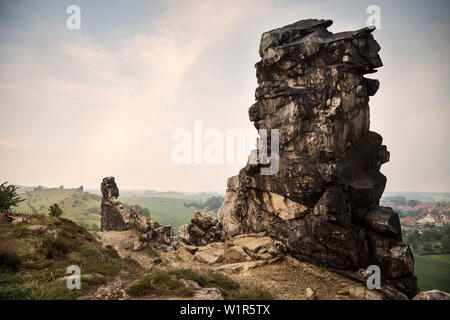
top-left (414, 254), bottom-right (450, 293)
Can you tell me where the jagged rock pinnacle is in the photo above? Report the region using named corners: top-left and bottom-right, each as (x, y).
top-left (218, 19), bottom-right (418, 298)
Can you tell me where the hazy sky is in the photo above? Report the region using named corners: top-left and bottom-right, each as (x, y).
top-left (0, 0), bottom-right (449, 193)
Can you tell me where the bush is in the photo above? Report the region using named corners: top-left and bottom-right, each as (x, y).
top-left (227, 286), bottom-right (274, 300)
top-left (48, 203), bottom-right (63, 217)
top-left (126, 270), bottom-right (194, 297)
top-left (126, 268), bottom-right (273, 300)
top-left (170, 268), bottom-right (239, 293)
top-left (38, 236), bottom-right (70, 259)
top-left (0, 286), bottom-right (31, 300)
top-left (422, 242), bottom-right (433, 253)
top-left (0, 239), bottom-right (22, 272)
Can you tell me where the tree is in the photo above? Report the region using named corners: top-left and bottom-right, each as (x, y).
top-left (406, 231), bottom-right (418, 243)
top-left (203, 196), bottom-right (225, 212)
top-left (48, 203), bottom-right (63, 217)
top-left (422, 242), bottom-right (432, 253)
top-left (442, 235), bottom-right (450, 253)
top-left (0, 182), bottom-right (25, 214)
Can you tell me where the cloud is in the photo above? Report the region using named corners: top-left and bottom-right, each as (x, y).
top-left (0, 0), bottom-right (448, 192)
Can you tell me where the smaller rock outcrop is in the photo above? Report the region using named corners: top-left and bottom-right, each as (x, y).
top-left (147, 225), bottom-right (177, 246)
top-left (101, 177), bottom-right (129, 231)
top-left (178, 211), bottom-right (224, 246)
top-left (128, 206), bottom-right (149, 233)
top-left (100, 177), bottom-right (177, 247)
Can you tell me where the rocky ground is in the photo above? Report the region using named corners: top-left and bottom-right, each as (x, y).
top-left (89, 230), bottom-right (380, 300)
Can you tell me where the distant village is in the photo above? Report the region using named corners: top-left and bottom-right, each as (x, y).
top-left (381, 197), bottom-right (450, 234)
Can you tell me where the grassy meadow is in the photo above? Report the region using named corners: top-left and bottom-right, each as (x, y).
top-left (414, 254), bottom-right (450, 293)
top-left (15, 189), bottom-right (101, 230)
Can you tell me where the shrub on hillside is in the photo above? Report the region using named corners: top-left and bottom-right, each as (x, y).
top-left (126, 269), bottom-right (194, 297)
top-left (38, 235), bottom-right (70, 259)
top-left (48, 203), bottom-right (63, 217)
top-left (0, 239), bottom-right (22, 272)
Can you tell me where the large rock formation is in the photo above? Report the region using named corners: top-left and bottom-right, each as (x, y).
top-left (218, 19), bottom-right (418, 297)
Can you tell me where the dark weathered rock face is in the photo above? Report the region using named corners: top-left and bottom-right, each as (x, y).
top-left (179, 211), bottom-right (224, 246)
top-left (218, 19), bottom-right (418, 297)
top-left (101, 177), bottom-right (129, 231)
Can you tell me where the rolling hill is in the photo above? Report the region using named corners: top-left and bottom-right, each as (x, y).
top-left (13, 188), bottom-right (218, 233)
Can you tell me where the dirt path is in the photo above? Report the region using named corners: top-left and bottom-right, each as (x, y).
top-left (226, 256), bottom-right (363, 300)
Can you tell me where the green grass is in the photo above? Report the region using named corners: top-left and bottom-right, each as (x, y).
top-left (125, 269), bottom-right (195, 297)
top-left (414, 254), bottom-right (450, 293)
top-left (0, 214), bottom-right (143, 300)
top-left (126, 268), bottom-right (273, 300)
top-left (15, 189), bottom-right (101, 230)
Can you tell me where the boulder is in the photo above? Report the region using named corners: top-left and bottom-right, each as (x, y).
top-left (345, 286), bottom-right (383, 300)
top-left (222, 246), bottom-right (252, 263)
top-left (413, 289), bottom-right (450, 300)
top-left (177, 247), bottom-right (194, 262)
top-left (148, 225), bottom-right (177, 245)
top-left (193, 288), bottom-right (224, 300)
top-left (179, 211), bottom-right (223, 246)
top-left (213, 260), bottom-right (268, 273)
top-left (386, 243), bottom-right (414, 278)
top-left (305, 287), bottom-right (316, 300)
top-left (27, 225), bottom-right (48, 233)
top-left (365, 206), bottom-right (401, 236)
top-left (231, 236), bottom-right (285, 260)
top-left (194, 247), bottom-right (224, 264)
